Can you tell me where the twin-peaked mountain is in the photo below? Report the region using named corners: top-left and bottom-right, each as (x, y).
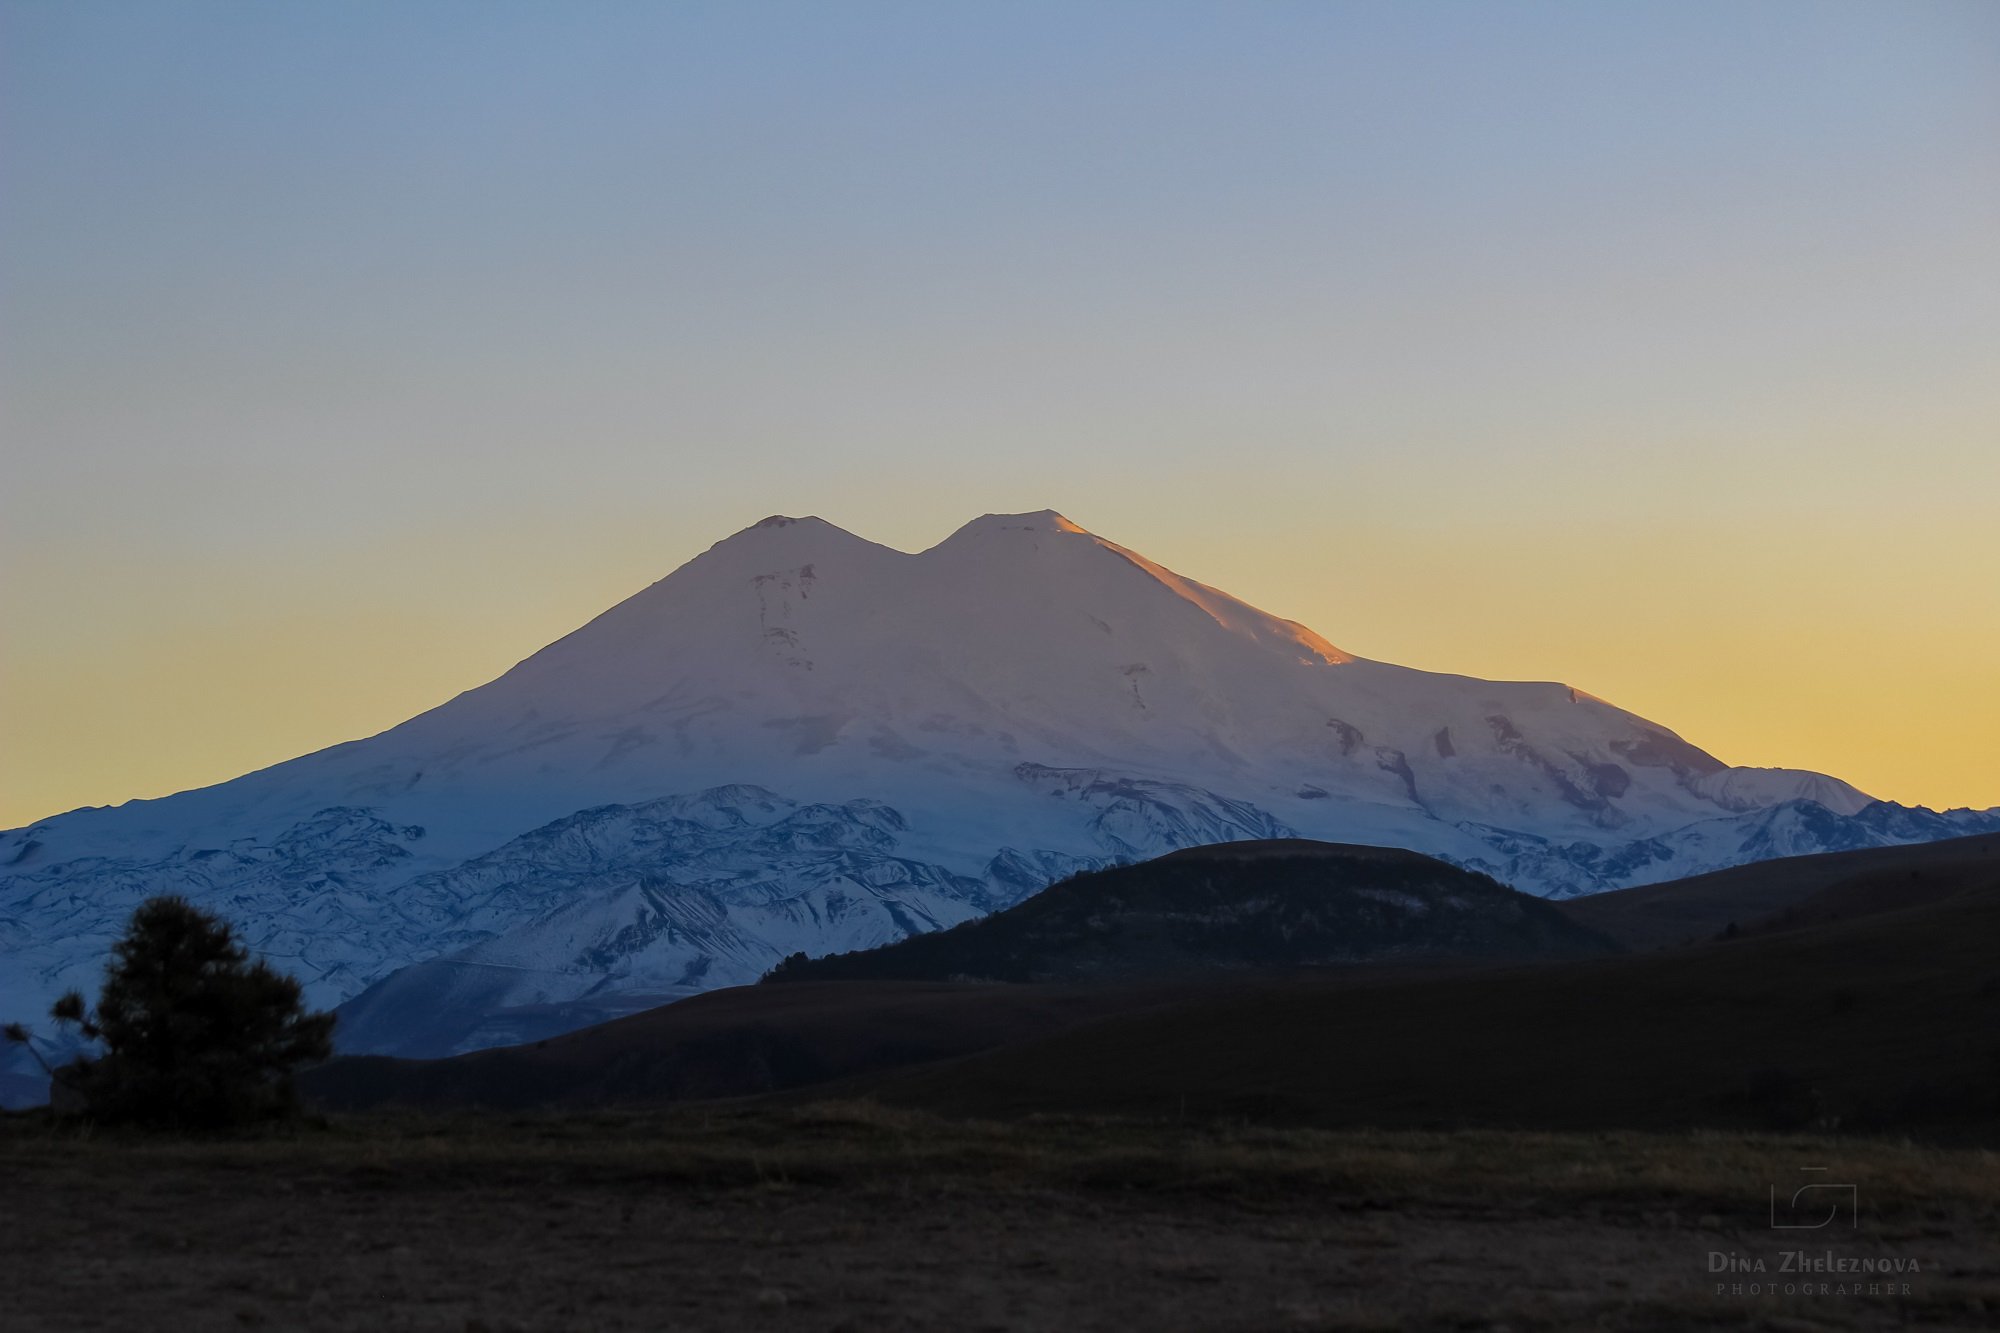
top-left (4, 510), bottom-right (1993, 1067)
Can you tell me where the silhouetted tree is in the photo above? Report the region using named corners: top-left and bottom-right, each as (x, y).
top-left (2, 1022), bottom-right (57, 1076)
top-left (29, 896), bottom-right (334, 1128)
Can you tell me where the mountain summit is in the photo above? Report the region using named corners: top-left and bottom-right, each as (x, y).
top-left (4, 510), bottom-right (1993, 1070)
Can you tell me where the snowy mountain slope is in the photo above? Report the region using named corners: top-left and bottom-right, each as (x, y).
top-left (2, 807), bottom-right (430, 1027)
top-left (337, 772), bottom-right (1306, 1057)
top-left (330, 786), bottom-right (1003, 1055)
top-left (4, 509), bottom-right (1993, 1079)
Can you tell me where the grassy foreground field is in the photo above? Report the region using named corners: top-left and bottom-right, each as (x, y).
top-left (5, 1104), bottom-right (1997, 1332)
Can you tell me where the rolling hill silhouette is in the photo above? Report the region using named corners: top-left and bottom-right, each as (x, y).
top-left (303, 833), bottom-right (2000, 1139)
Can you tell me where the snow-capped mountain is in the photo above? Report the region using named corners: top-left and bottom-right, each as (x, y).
top-left (5, 510), bottom-right (1994, 1069)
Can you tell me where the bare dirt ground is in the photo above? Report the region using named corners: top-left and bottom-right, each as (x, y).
top-left (5, 1104), bottom-right (1996, 1332)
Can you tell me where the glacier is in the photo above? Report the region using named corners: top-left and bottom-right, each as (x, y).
top-left (5, 509), bottom-right (1995, 1080)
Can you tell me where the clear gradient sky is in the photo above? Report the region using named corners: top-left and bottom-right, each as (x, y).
top-left (3, 1), bottom-right (1997, 828)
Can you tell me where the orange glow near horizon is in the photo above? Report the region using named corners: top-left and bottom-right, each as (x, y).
top-left (3, 492), bottom-right (1995, 829)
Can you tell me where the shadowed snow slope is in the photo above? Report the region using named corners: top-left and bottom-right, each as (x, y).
top-left (4, 510), bottom-right (1992, 1073)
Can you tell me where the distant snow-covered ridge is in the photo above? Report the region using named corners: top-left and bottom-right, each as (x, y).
top-left (5, 509), bottom-right (1993, 1073)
